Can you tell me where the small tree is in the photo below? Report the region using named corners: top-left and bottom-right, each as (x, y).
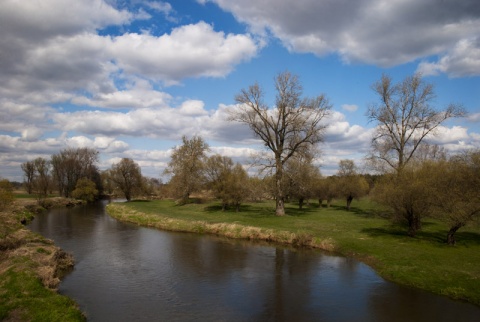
top-left (336, 160), bottom-right (369, 210)
top-left (231, 71), bottom-right (331, 216)
top-left (284, 154), bottom-right (320, 209)
top-left (165, 136), bottom-right (209, 205)
top-left (429, 151), bottom-right (480, 245)
top-left (72, 178), bottom-right (99, 203)
top-left (314, 176), bottom-right (338, 208)
top-left (372, 166), bottom-right (434, 237)
top-left (0, 179), bottom-right (14, 210)
top-left (205, 155), bottom-right (249, 211)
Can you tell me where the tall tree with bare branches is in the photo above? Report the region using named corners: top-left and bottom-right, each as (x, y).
top-left (230, 71), bottom-right (331, 216)
top-left (367, 73), bottom-right (465, 173)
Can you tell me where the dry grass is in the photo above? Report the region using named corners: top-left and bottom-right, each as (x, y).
top-left (107, 203), bottom-right (336, 252)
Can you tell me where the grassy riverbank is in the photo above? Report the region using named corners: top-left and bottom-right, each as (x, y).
top-left (107, 198), bottom-right (480, 306)
top-left (0, 199), bottom-right (85, 321)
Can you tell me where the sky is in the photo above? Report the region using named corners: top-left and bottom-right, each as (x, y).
top-left (1, 0), bottom-right (479, 182)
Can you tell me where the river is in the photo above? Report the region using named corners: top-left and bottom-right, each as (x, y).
top-left (27, 200), bottom-right (480, 321)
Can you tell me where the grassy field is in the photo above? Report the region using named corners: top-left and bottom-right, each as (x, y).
top-left (0, 199), bottom-right (85, 321)
top-left (107, 198), bottom-right (480, 306)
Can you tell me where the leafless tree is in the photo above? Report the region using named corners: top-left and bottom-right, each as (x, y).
top-left (367, 73), bottom-right (465, 173)
top-left (21, 161), bottom-right (35, 194)
top-left (51, 147), bottom-right (100, 197)
top-left (109, 158), bottom-right (143, 201)
top-left (230, 71), bottom-right (331, 216)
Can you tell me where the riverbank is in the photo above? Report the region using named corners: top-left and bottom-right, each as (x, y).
top-left (107, 198), bottom-right (480, 306)
top-left (0, 198), bottom-right (85, 321)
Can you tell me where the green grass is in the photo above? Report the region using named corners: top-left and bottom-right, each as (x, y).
top-left (107, 198), bottom-right (480, 306)
top-left (0, 270), bottom-right (85, 321)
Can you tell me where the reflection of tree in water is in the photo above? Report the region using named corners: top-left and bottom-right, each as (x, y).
top-left (257, 247), bottom-right (323, 321)
top-left (169, 234), bottom-right (249, 280)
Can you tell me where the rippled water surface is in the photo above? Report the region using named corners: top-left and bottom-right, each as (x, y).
top-left (28, 201), bottom-right (480, 321)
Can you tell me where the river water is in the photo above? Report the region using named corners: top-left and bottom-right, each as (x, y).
top-left (27, 201), bottom-right (480, 321)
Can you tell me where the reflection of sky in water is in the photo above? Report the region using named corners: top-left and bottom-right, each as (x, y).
top-left (28, 201), bottom-right (480, 322)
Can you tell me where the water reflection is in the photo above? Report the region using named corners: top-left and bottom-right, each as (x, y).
top-left (28, 201), bottom-right (480, 322)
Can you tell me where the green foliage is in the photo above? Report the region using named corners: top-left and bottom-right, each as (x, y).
top-left (165, 135), bottom-right (209, 204)
top-left (0, 270), bottom-right (85, 321)
top-left (0, 179), bottom-right (15, 210)
top-left (427, 151), bottom-right (480, 245)
top-left (205, 155), bottom-right (249, 211)
top-left (72, 178), bottom-right (98, 202)
top-left (335, 160), bottom-right (370, 210)
top-left (372, 167), bottom-right (433, 236)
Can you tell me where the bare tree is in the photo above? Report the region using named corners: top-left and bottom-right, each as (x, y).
top-left (21, 161), bottom-right (35, 194)
top-left (51, 147), bottom-right (100, 197)
top-left (33, 157), bottom-right (51, 199)
top-left (367, 73), bottom-right (465, 173)
top-left (109, 158), bottom-right (143, 201)
top-left (230, 71), bottom-right (331, 216)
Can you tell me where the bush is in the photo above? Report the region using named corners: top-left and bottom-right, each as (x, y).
top-left (0, 179), bottom-right (14, 211)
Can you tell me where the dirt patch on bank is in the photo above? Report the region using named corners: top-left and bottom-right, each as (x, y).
top-left (0, 199), bottom-right (76, 289)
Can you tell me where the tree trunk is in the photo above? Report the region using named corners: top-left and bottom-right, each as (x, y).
top-left (276, 198), bottom-right (285, 216)
top-left (299, 198), bottom-right (304, 210)
top-left (346, 196), bottom-right (353, 211)
top-left (275, 158), bottom-right (285, 216)
top-left (407, 211), bottom-right (421, 237)
top-left (235, 203), bottom-right (240, 212)
top-left (446, 223), bottom-right (464, 245)
top-left (318, 199), bottom-right (323, 208)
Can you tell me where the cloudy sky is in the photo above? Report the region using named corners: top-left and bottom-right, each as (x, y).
top-left (1, 0), bottom-right (479, 181)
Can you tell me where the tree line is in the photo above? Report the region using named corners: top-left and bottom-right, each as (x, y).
top-left (20, 148), bottom-right (159, 204)
top-left (12, 71), bottom-right (479, 245)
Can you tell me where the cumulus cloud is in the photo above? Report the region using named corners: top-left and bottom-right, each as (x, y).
top-left (71, 79), bottom-right (172, 109)
top-left (66, 136), bottom-right (129, 153)
top-left (110, 22), bottom-right (259, 84)
top-left (0, 1), bottom-right (260, 102)
top-left (205, 0), bottom-right (480, 76)
top-left (417, 37), bottom-right (480, 77)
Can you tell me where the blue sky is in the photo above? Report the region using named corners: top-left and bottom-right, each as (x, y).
top-left (1, 0), bottom-right (479, 181)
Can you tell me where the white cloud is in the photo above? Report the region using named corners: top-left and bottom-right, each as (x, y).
top-left (205, 0), bottom-right (480, 76)
top-left (66, 136), bottom-right (130, 153)
top-left (110, 22), bottom-right (259, 84)
top-left (341, 104), bottom-right (358, 112)
top-left (417, 37), bottom-right (480, 77)
top-left (178, 100), bottom-right (208, 116)
top-left (72, 79), bottom-right (172, 109)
